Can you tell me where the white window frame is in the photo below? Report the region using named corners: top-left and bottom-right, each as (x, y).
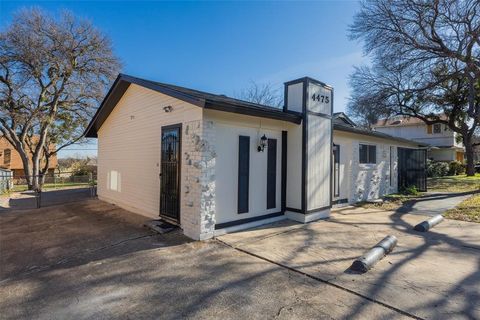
top-left (359, 143), bottom-right (377, 165)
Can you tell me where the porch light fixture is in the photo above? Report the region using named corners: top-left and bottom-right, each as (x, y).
top-left (163, 105), bottom-right (173, 113)
top-left (257, 134), bottom-right (268, 152)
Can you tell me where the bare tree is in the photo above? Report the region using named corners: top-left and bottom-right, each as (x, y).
top-left (0, 8), bottom-right (120, 189)
top-left (349, 0), bottom-right (480, 175)
top-left (237, 80), bottom-right (283, 108)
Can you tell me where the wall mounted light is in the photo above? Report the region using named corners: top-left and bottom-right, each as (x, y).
top-left (257, 134), bottom-right (268, 152)
top-left (163, 105), bottom-right (173, 113)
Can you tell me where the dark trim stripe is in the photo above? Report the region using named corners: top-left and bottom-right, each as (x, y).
top-left (306, 205), bottom-right (331, 214)
top-left (281, 131), bottom-right (287, 213)
top-left (267, 139), bottom-right (277, 209)
top-left (205, 102), bottom-right (302, 124)
top-left (237, 136), bottom-right (250, 214)
top-left (285, 207), bottom-right (303, 213)
top-left (301, 79), bottom-right (308, 213)
top-left (215, 212), bottom-right (283, 230)
top-left (332, 198), bottom-right (348, 205)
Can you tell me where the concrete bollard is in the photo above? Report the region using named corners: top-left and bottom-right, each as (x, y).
top-left (414, 215), bottom-right (444, 232)
top-left (351, 235), bottom-right (397, 273)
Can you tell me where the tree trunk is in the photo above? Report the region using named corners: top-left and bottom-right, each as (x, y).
top-left (464, 139), bottom-right (475, 176)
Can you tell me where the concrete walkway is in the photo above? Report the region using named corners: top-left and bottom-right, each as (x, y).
top-left (395, 191), bottom-right (474, 216)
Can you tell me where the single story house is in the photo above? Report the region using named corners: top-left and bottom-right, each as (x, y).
top-left (85, 74), bottom-right (427, 240)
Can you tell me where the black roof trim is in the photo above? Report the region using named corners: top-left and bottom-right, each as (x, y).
top-left (204, 101), bottom-right (302, 124)
top-left (85, 73), bottom-right (302, 137)
top-left (333, 123), bottom-right (428, 147)
top-left (284, 76), bottom-right (332, 89)
top-left (333, 112), bottom-right (357, 127)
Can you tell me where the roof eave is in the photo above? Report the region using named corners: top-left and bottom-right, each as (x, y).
top-left (204, 101), bottom-right (302, 124)
top-left (83, 74), bottom-right (206, 138)
top-left (333, 124), bottom-right (428, 147)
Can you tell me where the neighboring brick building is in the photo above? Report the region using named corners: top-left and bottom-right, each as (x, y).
top-left (0, 137), bottom-right (58, 177)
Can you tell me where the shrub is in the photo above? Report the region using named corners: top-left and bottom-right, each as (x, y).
top-left (427, 160), bottom-right (449, 177)
top-left (401, 185), bottom-right (419, 195)
top-left (448, 161), bottom-right (466, 176)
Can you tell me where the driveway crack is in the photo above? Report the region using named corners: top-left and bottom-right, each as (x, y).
top-left (217, 238), bottom-right (424, 320)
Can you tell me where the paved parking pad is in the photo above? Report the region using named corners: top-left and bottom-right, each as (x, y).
top-left (1, 200), bottom-right (410, 320)
top-left (218, 207), bottom-right (480, 320)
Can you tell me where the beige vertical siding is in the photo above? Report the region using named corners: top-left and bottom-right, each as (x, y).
top-left (97, 84), bottom-right (202, 219)
top-left (306, 115), bottom-right (332, 210)
top-left (286, 123), bottom-right (303, 210)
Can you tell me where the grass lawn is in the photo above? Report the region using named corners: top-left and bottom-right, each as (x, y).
top-left (358, 174), bottom-right (480, 222)
top-left (357, 194), bottom-right (418, 211)
top-left (10, 182), bottom-right (90, 193)
top-left (445, 193), bottom-right (480, 223)
top-left (427, 174), bottom-right (480, 192)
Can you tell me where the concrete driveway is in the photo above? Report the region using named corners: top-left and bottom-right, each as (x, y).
top-left (1, 199), bottom-right (408, 320)
top-left (218, 206), bottom-right (480, 320)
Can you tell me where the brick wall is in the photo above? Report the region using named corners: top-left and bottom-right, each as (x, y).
top-left (181, 120), bottom-right (216, 240)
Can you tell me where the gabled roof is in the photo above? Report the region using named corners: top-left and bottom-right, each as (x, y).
top-left (373, 114), bottom-right (448, 127)
top-left (333, 112), bottom-right (357, 127)
top-left (84, 74), bottom-right (302, 138)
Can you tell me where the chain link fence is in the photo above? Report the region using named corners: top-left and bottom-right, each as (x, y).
top-left (1, 171), bottom-right (97, 209)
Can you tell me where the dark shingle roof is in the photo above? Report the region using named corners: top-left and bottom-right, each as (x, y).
top-left (333, 123), bottom-right (428, 147)
top-left (85, 74), bottom-right (302, 138)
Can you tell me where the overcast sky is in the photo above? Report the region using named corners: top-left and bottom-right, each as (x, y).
top-left (1, 1), bottom-right (366, 158)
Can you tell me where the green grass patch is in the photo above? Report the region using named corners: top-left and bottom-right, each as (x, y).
top-left (10, 182), bottom-right (90, 192)
top-left (445, 194), bottom-right (480, 223)
top-left (356, 193), bottom-right (421, 211)
top-left (428, 174), bottom-right (480, 192)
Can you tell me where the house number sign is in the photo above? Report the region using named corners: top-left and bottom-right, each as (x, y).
top-left (308, 84), bottom-right (332, 115)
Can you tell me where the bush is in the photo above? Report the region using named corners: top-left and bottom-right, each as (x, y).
top-left (401, 185), bottom-right (419, 195)
top-left (448, 161), bottom-right (466, 176)
top-left (427, 160), bottom-right (449, 177)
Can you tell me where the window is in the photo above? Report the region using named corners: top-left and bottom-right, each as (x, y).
top-left (333, 144), bottom-right (340, 197)
top-left (359, 144), bottom-right (376, 164)
top-left (427, 125), bottom-right (432, 134)
top-left (433, 124), bottom-right (441, 134)
top-left (4, 149), bottom-right (11, 166)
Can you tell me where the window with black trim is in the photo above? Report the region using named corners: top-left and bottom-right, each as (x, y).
top-left (433, 123), bottom-right (441, 134)
top-left (359, 144), bottom-right (376, 164)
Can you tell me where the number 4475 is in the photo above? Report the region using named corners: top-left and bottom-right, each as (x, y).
top-left (312, 94), bottom-right (330, 103)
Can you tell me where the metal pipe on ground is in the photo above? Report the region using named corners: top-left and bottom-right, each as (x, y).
top-left (414, 215), bottom-right (444, 232)
top-left (350, 235), bottom-right (397, 273)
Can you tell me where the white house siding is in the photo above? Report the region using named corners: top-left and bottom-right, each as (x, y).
top-left (428, 148), bottom-right (457, 162)
top-left (286, 122), bottom-right (302, 210)
top-left (204, 110), bottom-right (286, 225)
top-left (286, 82), bottom-right (303, 113)
top-left (306, 115), bottom-right (331, 210)
top-left (97, 84), bottom-right (209, 238)
top-left (333, 130), bottom-right (418, 204)
top-left (375, 124), bottom-right (460, 148)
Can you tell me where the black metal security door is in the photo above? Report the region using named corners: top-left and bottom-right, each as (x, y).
top-left (160, 124), bottom-right (181, 223)
top-left (398, 148), bottom-right (427, 192)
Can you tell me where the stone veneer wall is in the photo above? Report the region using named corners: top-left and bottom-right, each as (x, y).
top-left (181, 119), bottom-right (216, 240)
top-left (350, 143), bottom-right (398, 202)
